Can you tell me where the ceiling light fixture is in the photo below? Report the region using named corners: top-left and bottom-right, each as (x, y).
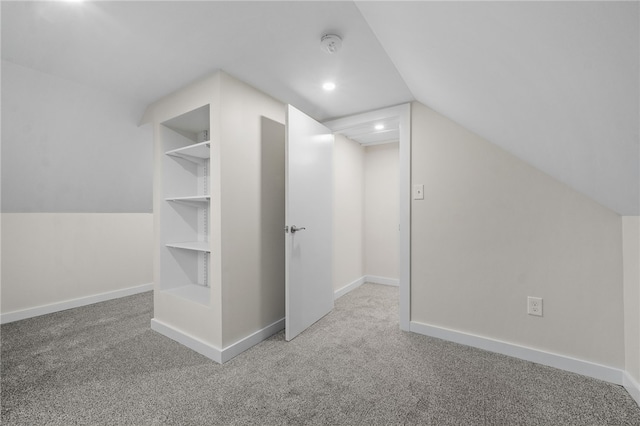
top-left (320, 34), bottom-right (343, 54)
top-left (374, 124), bottom-right (385, 131)
top-left (322, 82), bottom-right (336, 91)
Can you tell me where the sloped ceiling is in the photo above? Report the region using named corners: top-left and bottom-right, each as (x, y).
top-left (2, 1), bottom-right (638, 215)
top-left (1, 1), bottom-right (412, 120)
top-left (356, 1), bottom-right (639, 215)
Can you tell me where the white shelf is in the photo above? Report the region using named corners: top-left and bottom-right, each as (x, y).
top-left (165, 195), bottom-right (210, 204)
top-left (166, 241), bottom-right (210, 252)
top-left (165, 141), bottom-right (210, 161)
top-left (163, 284), bottom-right (209, 305)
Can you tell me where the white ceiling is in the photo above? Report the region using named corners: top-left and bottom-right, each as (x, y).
top-left (338, 116), bottom-right (400, 146)
top-left (356, 1), bottom-right (639, 216)
top-left (2, 1), bottom-right (638, 214)
top-left (1, 1), bottom-right (412, 120)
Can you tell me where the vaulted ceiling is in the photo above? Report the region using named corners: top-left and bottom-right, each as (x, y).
top-left (2, 1), bottom-right (638, 215)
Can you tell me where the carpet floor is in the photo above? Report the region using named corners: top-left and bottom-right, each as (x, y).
top-left (2, 283), bottom-right (640, 425)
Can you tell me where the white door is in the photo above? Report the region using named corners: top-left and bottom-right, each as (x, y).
top-left (285, 105), bottom-right (334, 341)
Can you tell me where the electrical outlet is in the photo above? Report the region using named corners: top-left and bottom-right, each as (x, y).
top-left (527, 297), bottom-right (543, 317)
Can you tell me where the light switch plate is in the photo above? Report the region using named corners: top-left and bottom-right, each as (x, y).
top-left (413, 184), bottom-right (424, 200)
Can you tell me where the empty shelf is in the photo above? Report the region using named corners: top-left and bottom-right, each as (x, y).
top-left (166, 241), bottom-right (210, 252)
top-left (165, 141), bottom-right (210, 161)
top-left (165, 195), bottom-right (210, 203)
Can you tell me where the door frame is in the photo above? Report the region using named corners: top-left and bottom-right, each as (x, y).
top-left (323, 103), bottom-right (411, 331)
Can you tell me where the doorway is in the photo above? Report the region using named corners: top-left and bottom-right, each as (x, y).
top-left (324, 104), bottom-right (411, 331)
top-left (284, 103), bottom-right (410, 342)
top-left (332, 136), bottom-right (398, 287)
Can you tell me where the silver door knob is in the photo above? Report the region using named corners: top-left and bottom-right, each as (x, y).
top-left (290, 225), bottom-right (306, 233)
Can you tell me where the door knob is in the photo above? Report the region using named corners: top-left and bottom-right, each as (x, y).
top-left (290, 225), bottom-right (306, 234)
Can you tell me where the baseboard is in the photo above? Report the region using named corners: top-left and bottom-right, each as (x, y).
top-left (623, 371), bottom-right (640, 407)
top-left (0, 283), bottom-right (154, 324)
top-left (151, 318), bottom-right (222, 363)
top-left (335, 276), bottom-right (366, 299)
top-left (410, 321), bottom-right (624, 385)
top-left (334, 275), bottom-right (400, 300)
top-left (220, 318), bottom-right (285, 362)
top-left (365, 275), bottom-right (399, 287)
top-left (151, 317), bottom-right (285, 364)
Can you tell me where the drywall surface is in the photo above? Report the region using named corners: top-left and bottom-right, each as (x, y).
top-left (411, 102), bottom-right (624, 367)
top-left (218, 72), bottom-right (286, 347)
top-left (1, 60), bottom-right (154, 321)
top-left (259, 116), bottom-right (286, 331)
top-left (624, 216), bottom-right (640, 382)
top-left (364, 143), bottom-right (399, 279)
top-left (1, 60), bottom-right (152, 213)
top-left (333, 134), bottom-right (365, 291)
top-left (1, 213), bottom-right (153, 314)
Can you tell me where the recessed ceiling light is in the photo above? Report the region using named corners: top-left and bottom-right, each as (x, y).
top-left (375, 124), bottom-right (385, 131)
top-left (322, 82), bottom-right (336, 91)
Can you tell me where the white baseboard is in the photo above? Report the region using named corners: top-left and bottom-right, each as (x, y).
top-left (151, 318), bottom-right (223, 363)
top-left (365, 275), bottom-right (399, 287)
top-left (151, 317), bottom-right (285, 364)
top-left (0, 283), bottom-right (154, 324)
top-left (410, 321), bottom-right (624, 386)
top-left (334, 275), bottom-right (400, 300)
top-left (220, 318), bottom-right (285, 362)
top-left (623, 371), bottom-right (640, 407)
top-left (335, 276), bottom-right (366, 299)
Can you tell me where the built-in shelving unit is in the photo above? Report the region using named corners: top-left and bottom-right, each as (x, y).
top-left (145, 71), bottom-right (287, 364)
top-left (159, 104), bottom-right (211, 305)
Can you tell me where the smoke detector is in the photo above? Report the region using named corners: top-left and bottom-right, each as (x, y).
top-left (320, 34), bottom-right (342, 54)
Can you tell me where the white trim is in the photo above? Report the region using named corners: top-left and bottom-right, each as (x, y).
top-left (151, 318), bottom-right (222, 363)
top-left (365, 275), bottom-right (399, 287)
top-left (334, 276), bottom-right (366, 300)
top-left (398, 103), bottom-right (411, 332)
top-left (220, 318), bottom-right (285, 363)
top-left (410, 321), bottom-right (624, 385)
top-left (0, 283), bottom-right (154, 324)
top-left (151, 317), bottom-right (285, 364)
top-left (623, 372), bottom-right (640, 407)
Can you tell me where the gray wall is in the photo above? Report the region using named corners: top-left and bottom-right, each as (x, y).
top-left (1, 60), bottom-right (152, 213)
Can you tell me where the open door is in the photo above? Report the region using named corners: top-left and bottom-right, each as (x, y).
top-left (285, 105), bottom-right (334, 341)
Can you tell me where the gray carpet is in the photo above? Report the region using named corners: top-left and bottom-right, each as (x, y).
top-left (2, 283), bottom-right (640, 425)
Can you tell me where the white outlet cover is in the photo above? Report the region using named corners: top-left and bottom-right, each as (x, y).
top-left (527, 296), bottom-right (543, 317)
